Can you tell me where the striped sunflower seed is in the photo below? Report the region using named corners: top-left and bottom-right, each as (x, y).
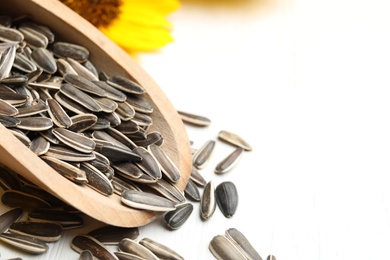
top-left (218, 130), bottom-right (253, 151)
top-left (9, 221), bottom-right (63, 242)
top-left (139, 237), bottom-right (184, 260)
top-left (209, 235), bottom-right (247, 260)
top-left (52, 128), bottom-right (96, 153)
top-left (118, 238), bottom-right (159, 260)
top-left (148, 143), bottom-right (181, 183)
top-left (0, 232), bottom-right (49, 255)
top-left (28, 208), bottom-right (84, 229)
top-left (215, 147), bottom-right (244, 174)
top-left (46, 98), bottom-right (72, 128)
top-left (52, 42), bottom-right (90, 63)
top-left (200, 180), bottom-right (216, 221)
top-left (30, 47), bottom-right (57, 74)
top-left (121, 190), bottom-right (176, 212)
top-left (192, 140), bottom-right (216, 170)
top-left (0, 207), bottom-right (23, 234)
top-left (1, 190), bottom-right (51, 211)
top-left (59, 83), bottom-right (101, 112)
top-left (71, 235), bottom-right (118, 260)
top-left (225, 228), bottom-right (263, 260)
top-left (106, 75), bottom-right (145, 95)
top-left (177, 110), bottom-right (211, 126)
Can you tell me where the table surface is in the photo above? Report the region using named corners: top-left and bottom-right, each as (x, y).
top-left (3, 0), bottom-right (390, 259)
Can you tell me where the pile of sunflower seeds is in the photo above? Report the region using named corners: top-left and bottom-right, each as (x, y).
top-left (0, 14), bottom-right (186, 216)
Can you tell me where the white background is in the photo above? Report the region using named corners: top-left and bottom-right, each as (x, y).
top-left (3, 0), bottom-right (390, 259)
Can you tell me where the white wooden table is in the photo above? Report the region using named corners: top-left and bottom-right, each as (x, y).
top-left (3, 0), bottom-right (390, 259)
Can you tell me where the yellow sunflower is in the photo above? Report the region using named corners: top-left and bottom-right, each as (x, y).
top-left (60, 0), bottom-right (180, 55)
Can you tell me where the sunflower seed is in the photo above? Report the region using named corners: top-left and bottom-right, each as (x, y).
top-left (114, 120), bottom-right (139, 134)
top-left (0, 74), bottom-right (28, 87)
top-left (209, 235), bottom-right (247, 260)
top-left (64, 73), bottom-right (106, 97)
top-left (225, 228), bottom-right (263, 260)
top-left (118, 238), bottom-right (159, 260)
top-left (112, 161), bottom-right (144, 179)
top-left (97, 111), bottom-right (121, 126)
top-left (14, 52), bottom-right (37, 73)
top-left (115, 100), bottom-right (135, 121)
top-left (200, 180), bottom-right (216, 221)
top-left (100, 143), bottom-right (142, 163)
top-left (0, 232), bottom-right (49, 254)
top-left (15, 101), bottom-right (48, 117)
top-left (45, 145), bottom-right (95, 162)
top-left (215, 147), bottom-right (244, 174)
top-left (177, 110), bottom-right (211, 126)
top-left (59, 83), bottom-right (102, 112)
top-left (0, 91), bottom-right (28, 106)
top-left (40, 155), bottom-right (88, 184)
top-left (18, 26), bottom-right (48, 49)
top-left (16, 116), bottom-right (53, 131)
top-left (52, 128), bottom-right (96, 153)
top-left (67, 113), bottom-right (97, 132)
top-left (189, 166), bottom-right (207, 187)
top-left (0, 27), bottom-right (24, 43)
top-left (218, 130), bottom-right (253, 151)
top-left (107, 75), bottom-right (145, 95)
top-left (267, 255), bottom-right (277, 260)
top-left (126, 94), bottom-right (154, 114)
top-left (147, 178), bottom-right (186, 204)
top-left (46, 98), bottom-right (72, 128)
top-left (139, 237), bottom-right (184, 260)
top-left (0, 99), bottom-right (18, 116)
top-left (163, 202), bottom-right (194, 230)
top-left (192, 140), bottom-right (215, 169)
top-left (0, 43), bottom-right (16, 79)
top-left (93, 97), bottom-right (118, 113)
top-left (9, 221), bottom-right (63, 242)
top-left (215, 181), bottom-right (239, 218)
top-left (92, 80), bottom-right (127, 102)
top-left (30, 47), bottom-right (57, 74)
top-left (148, 143), bottom-right (181, 183)
top-left (1, 190), bottom-right (51, 211)
top-left (29, 135), bottom-right (50, 155)
top-left (133, 131), bottom-right (163, 147)
top-left (28, 208), bottom-right (84, 229)
top-left (184, 178), bottom-right (201, 202)
top-left (56, 58), bottom-right (78, 76)
top-left (0, 208), bottom-right (23, 234)
top-left (106, 127), bottom-right (138, 150)
top-left (112, 176), bottom-right (142, 195)
top-left (121, 190), bottom-right (176, 211)
top-left (87, 225), bottom-right (139, 245)
top-left (0, 114), bottom-right (20, 127)
top-left (80, 162), bottom-right (113, 196)
top-left (52, 42), bottom-right (89, 63)
top-left (133, 146), bottom-right (162, 180)
top-left (54, 91), bottom-right (90, 114)
top-left (71, 235), bottom-right (118, 260)
top-left (19, 21), bottom-right (55, 43)
top-left (131, 112), bottom-right (152, 127)
top-left (90, 151), bottom-right (110, 171)
top-left (114, 251), bottom-right (146, 260)
top-left (66, 57), bottom-right (99, 81)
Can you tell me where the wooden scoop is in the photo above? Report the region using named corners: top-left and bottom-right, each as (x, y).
top-left (0, 0), bottom-right (192, 227)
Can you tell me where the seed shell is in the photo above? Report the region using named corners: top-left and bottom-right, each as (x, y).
top-left (52, 128), bottom-right (96, 153)
top-left (1, 190), bottom-right (51, 211)
top-left (177, 110), bottom-right (211, 126)
top-left (148, 143), bottom-right (181, 183)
